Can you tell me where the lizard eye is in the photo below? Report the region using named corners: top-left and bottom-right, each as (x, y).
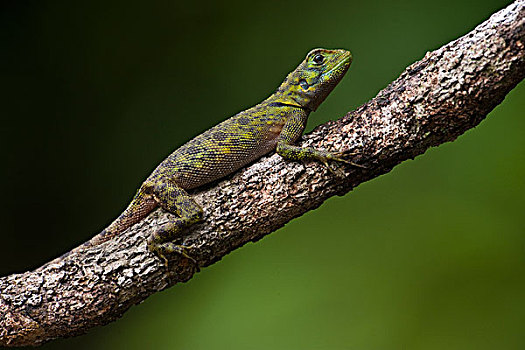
top-left (312, 54), bottom-right (325, 65)
top-left (299, 79), bottom-right (309, 89)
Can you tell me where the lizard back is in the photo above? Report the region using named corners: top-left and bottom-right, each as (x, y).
top-left (149, 101), bottom-right (306, 190)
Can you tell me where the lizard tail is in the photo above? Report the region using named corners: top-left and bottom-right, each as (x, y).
top-left (91, 190), bottom-right (158, 246)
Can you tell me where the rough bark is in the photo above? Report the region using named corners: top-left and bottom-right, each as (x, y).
top-left (1, 0), bottom-right (524, 346)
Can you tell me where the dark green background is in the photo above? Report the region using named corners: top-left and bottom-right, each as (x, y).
top-left (1, 0), bottom-right (524, 349)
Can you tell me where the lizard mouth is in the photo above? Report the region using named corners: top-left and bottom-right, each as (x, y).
top-left (322, 51), bottom-right (352, 79)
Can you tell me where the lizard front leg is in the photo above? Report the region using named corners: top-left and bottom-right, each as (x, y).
top-left (275, 113), bottom-right (364, 171)
top-left (146, 178), bottom-right (203, 268)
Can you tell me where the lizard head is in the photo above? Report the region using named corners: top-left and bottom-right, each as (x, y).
top-left (277, 48), bottom-right (352, 111)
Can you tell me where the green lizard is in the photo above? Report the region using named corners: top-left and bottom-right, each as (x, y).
top-left (92, 48), bottom-right (358, 267)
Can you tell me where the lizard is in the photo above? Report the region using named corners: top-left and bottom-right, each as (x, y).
top-left (86, 48), bottom-right (359, 268)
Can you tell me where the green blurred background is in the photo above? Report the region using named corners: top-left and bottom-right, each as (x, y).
top-left (1, 0), bottom-right (524, 349)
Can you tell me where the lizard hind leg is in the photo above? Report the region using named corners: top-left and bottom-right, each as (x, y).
top-left (146, 179), bottom-right (203, 270)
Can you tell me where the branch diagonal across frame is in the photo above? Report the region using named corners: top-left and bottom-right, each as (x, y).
top-left (1, 0), bottom-right (524, 346)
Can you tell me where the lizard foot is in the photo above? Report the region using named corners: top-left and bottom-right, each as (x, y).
top-left (328, 149), bottom-right (368, 169)
top-left (318, 150), bottom-right (367, 177)
top-left (148, 239), bottom-right (201, 273)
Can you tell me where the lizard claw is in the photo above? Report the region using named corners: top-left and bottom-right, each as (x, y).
top-left (328, 150), bottom-right (368, 169)
top-left (148, 239), bottom-right (201, 273)
top-left (337, 158), bottom-right (368, 168)
top-left (320, 158), bottom-right (344, 177)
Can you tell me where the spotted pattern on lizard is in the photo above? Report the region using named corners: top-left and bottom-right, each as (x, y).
top-left (95, 48), bottom-right (357, 267)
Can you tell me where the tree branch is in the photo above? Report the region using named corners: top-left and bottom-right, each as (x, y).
top-left (1, 0), bottom-right (524, 346)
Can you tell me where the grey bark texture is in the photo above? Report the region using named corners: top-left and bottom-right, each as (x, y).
top-left (1, 0), bottom-right (524, 346)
